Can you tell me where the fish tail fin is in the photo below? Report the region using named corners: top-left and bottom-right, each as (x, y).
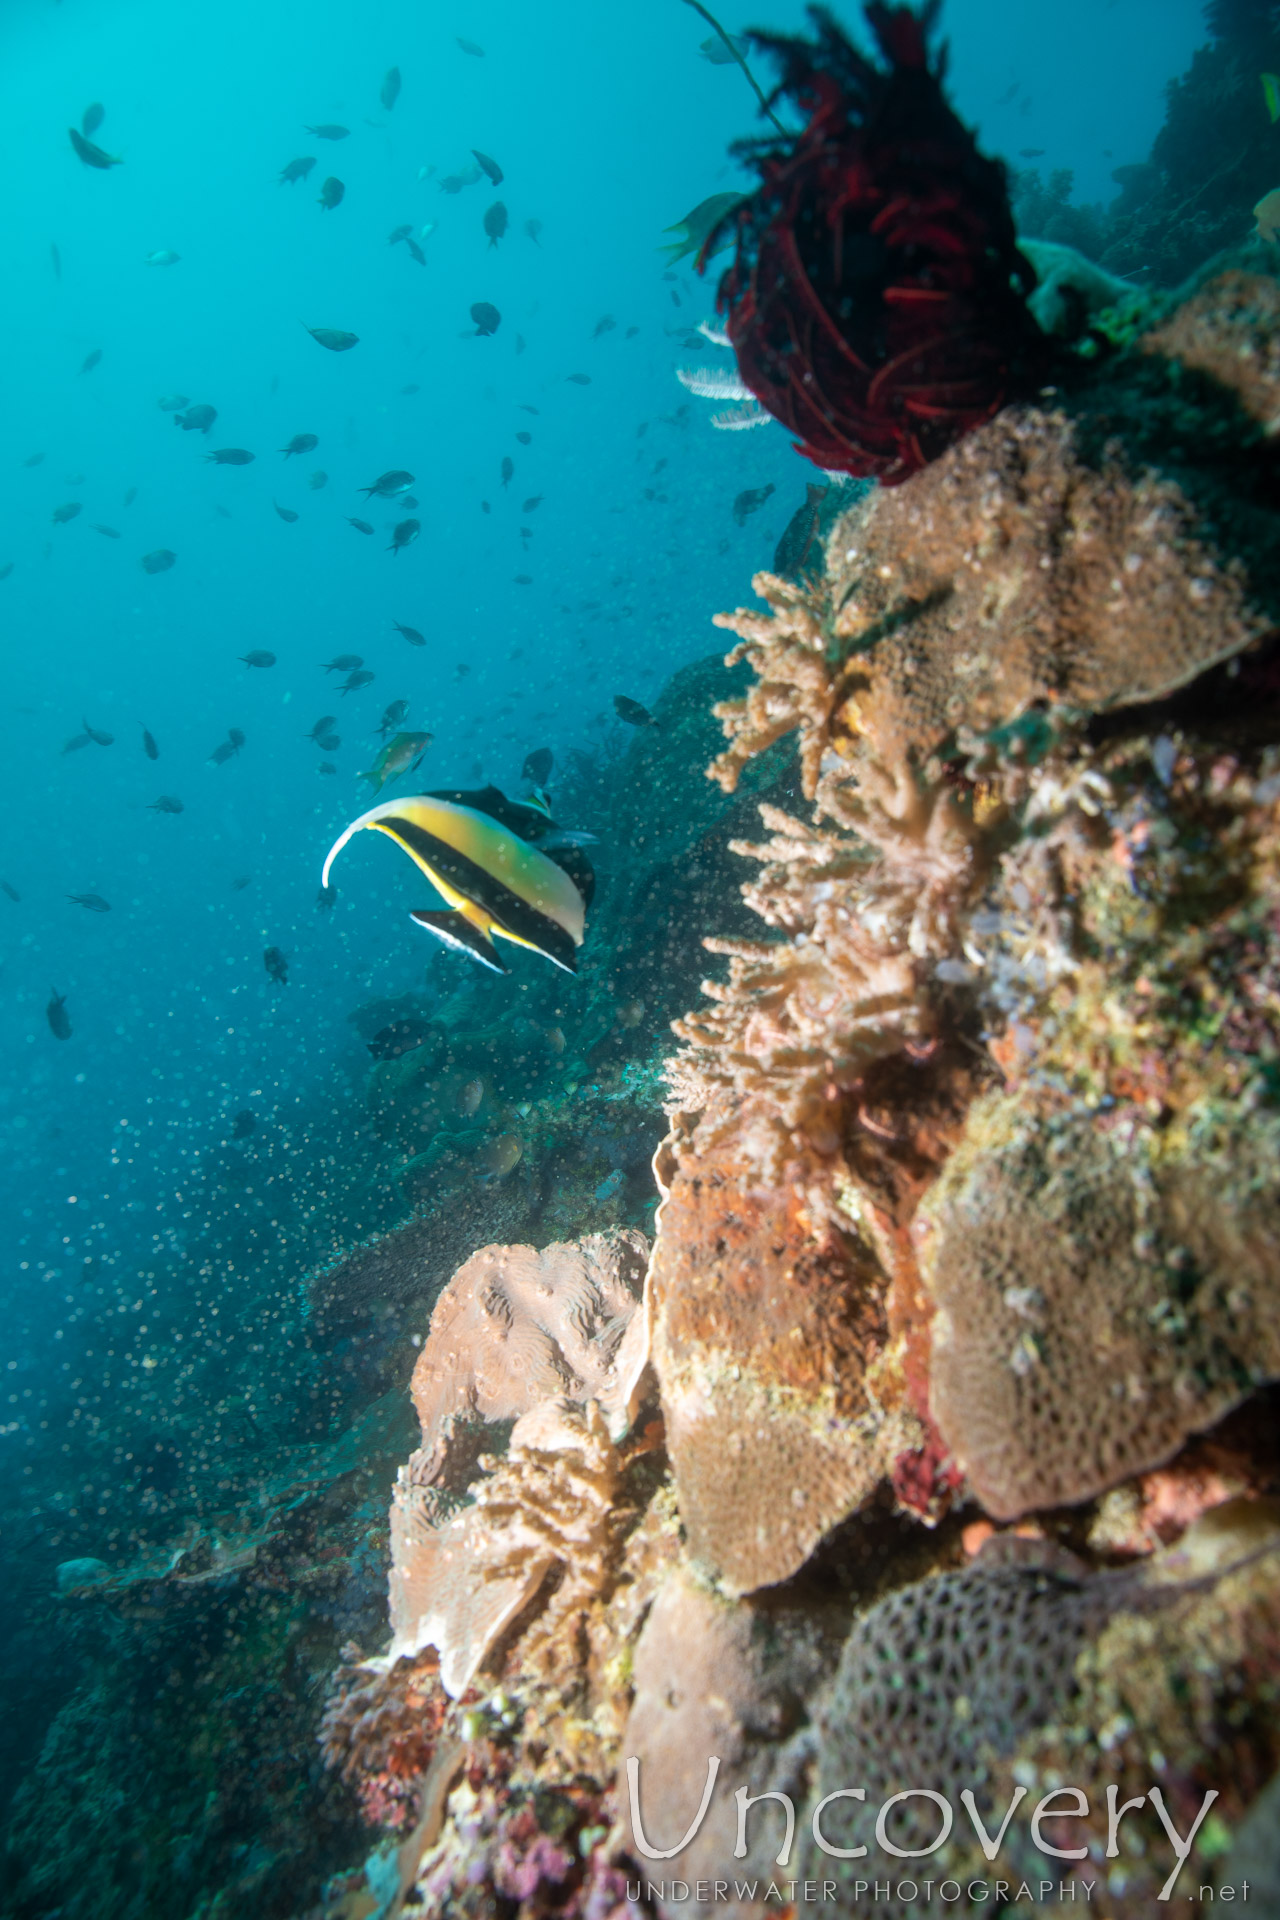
top-left (409, 909), bottom-right (508, 973)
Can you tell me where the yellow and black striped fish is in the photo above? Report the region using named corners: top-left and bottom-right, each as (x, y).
top-left (320, 785), bottom-right (593, 974)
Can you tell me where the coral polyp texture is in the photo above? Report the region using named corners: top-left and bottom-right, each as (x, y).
top-left (705, 3), bottom-right (1045, 483)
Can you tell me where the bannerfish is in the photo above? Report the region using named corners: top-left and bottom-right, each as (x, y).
top-left (306, 124), bottom-right (349, 139)
top-left (393, 621), bottom-right (425, 646)
top-left (321, 784), bottom-right (595, 975)
top-left (358, 469), bottom-right (414, 497)
top-left (141, 549), bottom-right (176, 573)
top-left (263, 945), bottom-right (289, 984)
top-left (522, 746), bottom-right (553, 786)
top-left (483, 201), bottom-right (508, 246)
top-left (148, 794), bottom-right (184, 813)
top-left (614, 694), bottom-right (657, 727)
top-left (470, 302), bottom-right (500, 336)
top-left (318, 176), bottom-right (345, 211)
top-left (47, 990), bottom-right (72, 1040)
top-left (359, 729), bottom-right (432, 792)
top-left (473, 149), bottom-right (503, 185)
top-left (176, 404), bottom-right (217, 433)
top-left (280, 433), bottom-right (318, 457)
top-left (240, 650), bottom-right (276, 668)
top-left (388, 518), bottom-right (420, 555)
top-left (69, 127), bottom-right (122, 168)
top-left (279, 156), bottom-right (316, 185)
top-left (305, 325), bottom-right (359, 351)
top-left (142, 727), bottom-right (160, 759)
top-left (206, 447), bottom-right (255, 465)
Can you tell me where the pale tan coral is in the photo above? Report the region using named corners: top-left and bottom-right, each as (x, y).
top-left (1143, 270), bottom-right (1280, 437)
top-left (708, 404), bottom-right (1268, 793)
top-left (385, 1398), bottom-right (624, 1693)
top-left (919, 1085), bottom-right (1280, 1521)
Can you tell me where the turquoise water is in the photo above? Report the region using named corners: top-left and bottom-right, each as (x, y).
top-left (0, 0), bottom-right (1209, 1901)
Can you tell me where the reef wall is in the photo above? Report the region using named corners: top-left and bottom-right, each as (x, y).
top-left (313, 260), bottom-right (1280, 1920)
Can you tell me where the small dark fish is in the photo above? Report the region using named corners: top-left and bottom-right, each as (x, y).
top-left (176, 404), bottom-right (217, 433)
top-left (481, 500), bottom-right (491, 514)
top-left (513, 573), bottom-right (532, 585)
top-left (91, 523), bottom-right (121, 538)
top-left (141, 727), bottom-right (159, 760)
top-left (68, 892), bottom-right (111, 912)
top-left (80, 349), bottom-right (102, 373)
top-left (306, 715), bottom-right (337, 741)
top-left (52, 502), bottom-right (81, 525)
top-left (567, 372), bottom-right (591, 385)
top-left (318, 761), bottom-right (337, 775)
top-left (228, 728), bottom-right (246, 749)
top-left (273, 501), bottom-right (299, 522)
top-left (316, 733), bottom-right (340, 753)
top-left (593, 314), bottom-right (616, 338)
top-left (515, 430), bottom-right (532, 445)
top-left (732, 482), bottom-right (776, 526)
top-left (389, 223), bottom-right (412, 244)
top-left (472, 149), bottom-right (503, 185)
top-left (280, 433), bottom-right (318, 457)
top-left (470, 301), bottom-right (501, 336)
top-left (317, 881), bottom-right (337, 908)
top-left (1, 880), bottom-right (20, 902)
top-left (240, 650), bottom-right (276, 669)
top-left (347, 517), bottom-right (373, 534)
top-left (358, 469), bottom-right (414, 498)
top-left (141, 548), bottom-right (176, 573)
top-left (305, 325), bottom-right (359, 352)
top-left (51, 242), bottom-right (62, 280)
top-left (69, 128), bottom-right (121, 169)
top-left (456, 37), bottom-right (485, 55)
top-left (81, 102), bottom-right (105, 135)
top-left (377, 699), bottom-right (410, 737)
top-left (205, 447), bottom-right (256, 465)
top-left (614, 694), bottom-right (656, 727)
top-left (279, 156), bottom-right (316, 185)
top-left (83, 719), bottom-right (113, 746)
top-left (381, 67), bottom-right (401, 111)
top-left (209, 739), bottom-right (237, 766)
top-left (308, 470), bottom-right (327, 490)
top-left (522, 495), bottom-right (543, 512)
top-left (23, 452), bottom-right (43, 466)
top-left (393, 622), bottom-right (425, 647)
top-left (230, 874), bottom-right (251, 890)
top-left (522, 746), bottom-right (553, 785)
top-left (323, 655), bottom-right (363, 673)
top-left (483, 201), bottom-right (508, 246)
top-left (525, 218), bottom-right (542, 244)
top-left (47, 990), bottom-right (72, 1041)
top-left (306, 124), bottom-right (349, 139)
top-left (405, 236), bottom-right (426, 266)
top-left (388, 518), bottom-right (420, 556)
top-left (62, 732), bottom-right (92, 754)
top-left (0, 563), bottom-right (12, 581)
top-left (1019, 147), bottom-right (1045, 158)
top-left (231, 1109), bottom-right (256, 1138)
top-left (318, 176), bottom-right (345, 211)
top-left (501, 456), bottom-right (514, 487)
top-left (367, 1018), bottom-right (435, 1061)
top-left (263, 945), bottom-right (289, 985)
top-left (148, 794), bottom-right (184, 814)
top-left (341, 669), bottom-right (375, 695)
